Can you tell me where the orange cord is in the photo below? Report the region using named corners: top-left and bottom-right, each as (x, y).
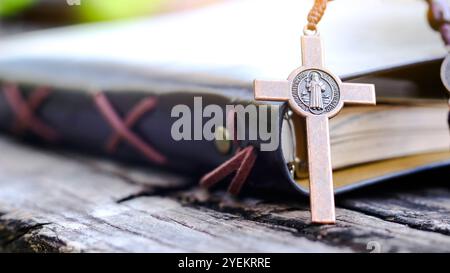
top-left (306, 0), bottom-right (331, 32)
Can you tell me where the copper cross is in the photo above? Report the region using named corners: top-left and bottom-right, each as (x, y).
top-left (254, 35), bottom-right (376, 224)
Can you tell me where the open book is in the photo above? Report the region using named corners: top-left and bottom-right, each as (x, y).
top-left (0, 0), bottom-right (449, 194)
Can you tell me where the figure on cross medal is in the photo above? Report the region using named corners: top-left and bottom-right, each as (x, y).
top-left (293, 69), bottom-right (340, 116)
top-left (304, 71), bottom-right (337, 114)
top-left (306, 72), bottom-right (326, 111)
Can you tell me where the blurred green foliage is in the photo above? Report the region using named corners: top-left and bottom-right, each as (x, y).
top-left (79, 0), bottom-right (164, 22)
top-left (0, 0), bottom-right (166, 21)
top-left (0, 0), bottom-right (35, 16)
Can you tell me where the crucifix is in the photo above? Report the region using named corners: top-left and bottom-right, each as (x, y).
top-left (254, 34), bottom-right (376, 224)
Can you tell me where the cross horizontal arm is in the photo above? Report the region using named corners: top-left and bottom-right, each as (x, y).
top-left (341, 83), bottom-right (376, 105)
top-left (254, 80), bottom-right (290, 101)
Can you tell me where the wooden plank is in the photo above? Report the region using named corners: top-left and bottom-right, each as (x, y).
top-left (175, 189), bottom-right (450, 252)
top-left (340, 187), bottom-right (450, 236)
top-left (0, 137), bottom-right (344, 252)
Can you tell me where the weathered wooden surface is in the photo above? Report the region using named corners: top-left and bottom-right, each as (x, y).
top-left (0, 136), bottom-right (449, 253)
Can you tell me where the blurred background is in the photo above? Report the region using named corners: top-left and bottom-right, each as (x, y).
top-left (0, 0), bottom-right (225, 33)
